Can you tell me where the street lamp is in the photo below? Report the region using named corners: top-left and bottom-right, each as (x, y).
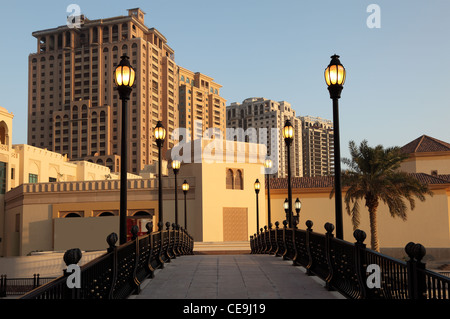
top-left (283, 198), bottom-right (289, 222)
top-left (154, 121), bottom-right (166, 231)
top-left (264, 156), bottom-right (273, 228)
top-left (325, 54), bottom-right (346, 240)
top-left (294, 198), bottom-right (302, 227)
top-left (182, 180), bottom-right (189, 230)
top-left (172, 159), bottom-right (181, 226)
top-left (283, 119), bottom-right (294, 228)
top-left (254, 179), bottom-right (261, 234)
top-left (114, 55), bottom-right (136, 244)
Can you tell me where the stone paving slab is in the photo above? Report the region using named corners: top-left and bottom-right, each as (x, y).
top-left (130, 254), bottom-right (345, 300)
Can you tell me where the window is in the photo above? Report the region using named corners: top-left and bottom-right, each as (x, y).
top-left (226, 169), bottom-right (234, 190)
top-left (226, 168), bottom-right (244, 190)
top-left (235, 170), bottom-right (244, 190)
top-left (0, 162), bottom-right (5, 194)
top-left (49, 177), bottom-right (57, 182)
top-left (29, 173), bottom-right (38, 184)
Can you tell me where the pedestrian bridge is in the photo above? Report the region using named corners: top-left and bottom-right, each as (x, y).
top-left (130, 254), bottom-right (343, 299)
top-left (18, 220), bottom-right (450, 301)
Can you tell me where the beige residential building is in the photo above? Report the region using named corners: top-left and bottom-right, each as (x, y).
top-left (300, 116), bottom-right (334, 177)
top-left (178, 67), bottom-right (227, 141)
top-left (226, 98), bottom-right (302, 178)
top-left (28, 8), bottom-right (178, 174)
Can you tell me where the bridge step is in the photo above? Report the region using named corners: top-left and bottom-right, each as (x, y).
top-left (193, 241), bottom-right (251, 255)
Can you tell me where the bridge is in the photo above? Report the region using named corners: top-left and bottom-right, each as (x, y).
top-left (17, 219), bottom-right (450, 302)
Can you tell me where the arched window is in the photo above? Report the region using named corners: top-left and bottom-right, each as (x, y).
top-left (112, 25), bottom-right (118, 42)
top-left (92, 27), bottom-right (98, 43)
top-left (226, 169), bottom-right (234, 190)
top-left (65, 213), bottom-right (81, 218)
top-left (235, 170), bottom-right (244, 190)
top-left (103, 26), bottom-right (109, 42)
top-left (133, 211), bottom-right (151, 217)
top-left (181, 75), bottom-right (185, 82)
top-left (98, 212), bottom-right (114, 217)
top-left (0, 121), bottom-right (8, 145)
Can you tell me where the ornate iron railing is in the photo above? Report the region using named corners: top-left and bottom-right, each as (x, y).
top-left (0, 274), bottom-right (56, 297)
top-left (250, 220), bottom-right (450, 300)
top-left (19, 222), bottom-right (194, 299)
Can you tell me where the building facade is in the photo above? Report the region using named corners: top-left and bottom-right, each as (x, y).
top-left (178, 67), bottom-right (227, 141)
top-left (226, 97), bottom-right (302, 178)
top-left (28, 8), bottom-right (178, 174)
top-left (300, 116), bottom-right (334, 177)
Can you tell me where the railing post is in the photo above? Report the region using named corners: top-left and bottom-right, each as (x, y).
top-left (63, 248), bottom-right (82, 299)
top-left (33, 274), bottom-right (40, 289)
top-left (165, 222), bottom-right (172, 263)
top-left (353, 229), bottom-right (375, 299)
top-left (0, 275), bottom-right (6, 297)
top-left (281, 220), bottom-right (288, 260)
top-left (131, 225), bottom-right (141, 295)
top-left (106, 232), bottom-right (118, 299)
top-left (305, 220), bottom-right (314, 276)
top-left (274, 221), bottom-right (280, 257)
top-left (405, 242), bottom-right (427, 299)
top-left (145, 222), bottom-right (156, 279)
top-left (324, 223), bottom-right (335, 291)
top-left (259, 228), bottom-right (264, 254)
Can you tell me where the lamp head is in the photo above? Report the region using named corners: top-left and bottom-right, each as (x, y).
top-left (325, 54), bottom-right (346, 99)
top-left (283, 119), bottom-right (294, 144)
top-left (182, 180), bottom-right (189, 193)
top-left (283, 198), bottom-right (289, 213)
top-left (114, 55), bottom-right (135, 99)
top-left (295, 198), bottom-right (302, 213)
top-left (172, 159), bottom-right (181, 172)
top-left (254, 179), bottom-right (261, 194)
top-left (154, 121), bottom-right (166, 146)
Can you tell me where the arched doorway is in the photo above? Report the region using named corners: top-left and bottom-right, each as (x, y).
top-left (127, 210), bottom-right (154, 240)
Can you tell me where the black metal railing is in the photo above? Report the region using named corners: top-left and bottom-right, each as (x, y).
top-left (19, 222), bottom-right (194, 299)
top-left (250, 220), bottom-right (450, 300)
top-left (0, 274), bottom-right (56, 297)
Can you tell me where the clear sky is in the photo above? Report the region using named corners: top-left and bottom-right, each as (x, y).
top-left (0, 0), bottom-right (449, 160)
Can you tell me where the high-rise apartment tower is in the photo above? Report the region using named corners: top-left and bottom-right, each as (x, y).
top-left (226, 97), bottom-right (302, 178)
top-left (300, 116), bottom-right (334, 177)
top-left (28, 8), bottom-right (179, 173)
top-left (178, 67), bottom-right (227, 141)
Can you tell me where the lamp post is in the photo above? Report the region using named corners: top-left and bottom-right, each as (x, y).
top-left (325, 54), bottom-right (346, 240)
top-left (182, 180), bottom-right (189, 230)
top-left (294, 198), bottom-right (302, 227)
top-left (172, 159), bottom-right (181, 226)
top-left (283, 119), bottom-right (294, 228)
top-left (154, 121), bottom-right (166, 231)
top-left (254, 179), bottom-right (261, 234)
top-left (114, 55), bottom-right (136, 245)
top-left (264, 156), bottom-right (273, 228)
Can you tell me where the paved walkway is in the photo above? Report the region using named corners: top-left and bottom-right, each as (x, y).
top-left (130, 254), bottom-right (345, 299)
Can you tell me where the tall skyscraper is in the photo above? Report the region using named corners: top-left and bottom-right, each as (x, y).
top-left (300, 116), bottom-right (334, 177)
top-left (226, 97), bottom-right (302, 178)
top-left (28, 8), bottom-right (178, 174)
top-left (178, 66), bottom-right (227, 141)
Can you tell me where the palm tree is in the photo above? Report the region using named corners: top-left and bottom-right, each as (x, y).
top-left (332, 140), bottom-right (432, 252)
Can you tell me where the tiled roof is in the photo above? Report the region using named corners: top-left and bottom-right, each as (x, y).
top-left (401, 135), bottom-right (450, 154)
top-left (437, 174), bottom-right (450, 182)
top-left (268, 176), bottom-right (334, 189)
top-left (409, 173), bottom-right (450, 185)
top-left (268, 173), bottom-right (449, 189)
